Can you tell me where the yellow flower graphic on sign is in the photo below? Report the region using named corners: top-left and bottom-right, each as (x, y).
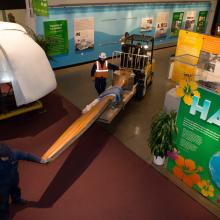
top-left (216, 87), bottom-right (220, 93)
top-left (176, 80), bottom-right (200, 106)
top-left (197, 180), bottom-right (214, 198)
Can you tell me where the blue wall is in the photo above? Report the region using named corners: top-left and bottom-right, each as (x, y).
top-left (36, 2), bottom-right (210, 68)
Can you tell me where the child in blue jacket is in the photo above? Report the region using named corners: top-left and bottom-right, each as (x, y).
top-left (0, 143), bottom-right (46, 220)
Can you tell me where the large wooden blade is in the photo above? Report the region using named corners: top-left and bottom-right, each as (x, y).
top-left (42, 69), bottom-right (131, 161)
top-left (42, 96), bottom-right (114, 161)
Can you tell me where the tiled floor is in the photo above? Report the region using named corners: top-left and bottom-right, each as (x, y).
top-left (55, 46), bottom-right (220, 218)
top-left (55, 47), bottom-right (175, 162)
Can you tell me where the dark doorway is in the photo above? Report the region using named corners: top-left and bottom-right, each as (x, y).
top-left (0, 0), bottom-right (26, 10)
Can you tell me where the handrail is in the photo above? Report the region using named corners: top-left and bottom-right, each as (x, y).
top-left (112, 51), bottom-right (149, 71)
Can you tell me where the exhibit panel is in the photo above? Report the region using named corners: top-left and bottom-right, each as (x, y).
top-left (35, 2), bottom-right (210, 68)
top-left (167, 87), bottom-right (220, 207)
top-left (170, 30), bottom-right (220, 83)
top-left (164, 26), bottom-right (220, 207)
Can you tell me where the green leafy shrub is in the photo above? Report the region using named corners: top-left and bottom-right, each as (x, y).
top-left (148, 111), bottom-right (177, 158)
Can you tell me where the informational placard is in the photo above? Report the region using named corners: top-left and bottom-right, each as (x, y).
top-left (184, 11), bottom-right (196, 31)
top-left (206, 61), bottom-right (220, 83)
top-left (74, 17), bottom-right (94, 51)
top-left (155, 12), bottom-right (169, 39)
top-left (171, 12), bottom-right (184, 36)
top-left (167, 87), bottom-right (220, 207)
top-left (32, 0), bottom-right (48, 16)
top-left (197, 50), bottom-right (220, 83)
top-left (140, 17), bottom-right (153, 32)
top-left (44, 20), bottom-right (68, 56)
top-left (196, 11), bottom-right (208, 33)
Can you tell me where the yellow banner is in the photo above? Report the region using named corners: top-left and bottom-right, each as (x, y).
top-left (171, 30), bottom-right (203, 82)
top-left (176, 30), bottom-right (204, 57)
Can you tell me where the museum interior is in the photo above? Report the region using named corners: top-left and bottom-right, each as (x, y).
top-left (0, 0), bottom-right (220, 219)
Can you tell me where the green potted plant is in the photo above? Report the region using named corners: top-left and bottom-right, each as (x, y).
top-left (148, 111), bottom-right (177, 165)
top-left (25, 27), bottom-right (52, 60)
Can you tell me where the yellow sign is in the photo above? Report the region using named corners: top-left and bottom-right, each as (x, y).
top-left (171, 30), bottom-right (203, 82)
top-left (176, 30), bottom-right (204, 57)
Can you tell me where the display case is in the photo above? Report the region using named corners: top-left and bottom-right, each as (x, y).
top-left (168, 54), bottom-right (199, 81)
top-left (169, 53), bottom-right (220, 92)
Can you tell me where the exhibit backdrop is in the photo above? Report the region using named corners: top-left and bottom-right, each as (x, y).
top-left (36, 2), bottom-right (210, 68)
top-left (167, 87), bottom-right (220, 207)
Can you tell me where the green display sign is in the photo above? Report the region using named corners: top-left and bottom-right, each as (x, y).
top-left (44, 20), bottom-right (69, 56)
top-left (196, 11), bottom-right (208, 33)
top-left (167, 87), bottom-right (220, 207)
top-left (171, 12), bottom-right (184, 36)
top-left (32, 0), bottom-right (48, 16)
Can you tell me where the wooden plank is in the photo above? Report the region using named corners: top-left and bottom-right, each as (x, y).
top-left (42, 96), bottom-right (114, 161)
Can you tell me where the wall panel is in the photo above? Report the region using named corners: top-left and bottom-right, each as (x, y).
top-left (36, 2), bottom-right (211, 68)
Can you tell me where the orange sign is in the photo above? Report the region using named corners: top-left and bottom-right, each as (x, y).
top-left (202, 35), bottom-right (220, 55)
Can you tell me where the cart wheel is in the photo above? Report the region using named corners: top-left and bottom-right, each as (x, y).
top-left (135, 80), bottom-right (145, 100)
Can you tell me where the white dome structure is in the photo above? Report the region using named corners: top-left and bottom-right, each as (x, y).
top-left (0, 21), bottom-right (57, 106)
